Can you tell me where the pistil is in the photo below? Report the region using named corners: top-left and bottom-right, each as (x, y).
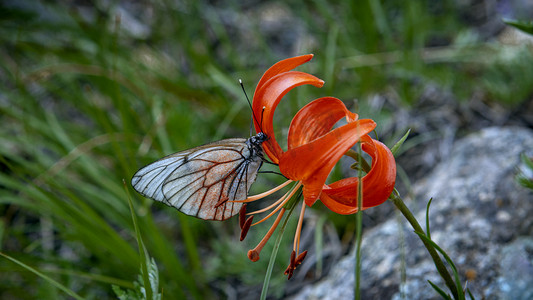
top-left (247, 208), bottom-right (286, 262)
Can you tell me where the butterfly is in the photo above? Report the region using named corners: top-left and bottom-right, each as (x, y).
top-left (131, 132), bottom-right (268, 221)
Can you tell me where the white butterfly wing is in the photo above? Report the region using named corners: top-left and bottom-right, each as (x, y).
top-left (131, 138), bottom-right (263, 221)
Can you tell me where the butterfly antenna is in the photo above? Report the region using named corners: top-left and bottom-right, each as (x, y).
top-left (260, 106), bottom-right (265, 132)
top-left (239, 79), bottom-right (263, 133)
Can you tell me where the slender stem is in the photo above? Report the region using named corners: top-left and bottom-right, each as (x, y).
top-left (389, 193), bottom-right (459, 299)
top-left (260, 195), bottom-right (299, 300)
top-left (354, 143), bottom-right (364, 300)
top-left (345, 149), bottom-right (371, 173)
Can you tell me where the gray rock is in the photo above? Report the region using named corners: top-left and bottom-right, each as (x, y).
top-left (291, 127), bottom-right (533, 300)
top-left (494, 237), bottom-right (533, 300)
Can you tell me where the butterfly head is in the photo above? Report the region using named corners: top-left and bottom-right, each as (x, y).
top-left (251, 132), bottom-right (268, 145)
top-left (247, 132), bottom-right (268, 156)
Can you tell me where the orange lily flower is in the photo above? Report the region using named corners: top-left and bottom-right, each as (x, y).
top-left (239, 54), bottom-right (396, 278)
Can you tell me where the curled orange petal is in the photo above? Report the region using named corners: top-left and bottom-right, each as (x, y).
top-left (287, 97), bottom-right (358, 149)
top-left (320, 137), bottom-right (396, 214)
top-left (279, 119), bottom-right (376, 206)
top-left (253, 54), bottom-right (314, 98)
top-left (252, 71), bottom-right (324, 163)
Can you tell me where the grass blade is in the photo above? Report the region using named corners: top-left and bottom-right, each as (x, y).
top-left (425, 198), bottom-right (434, 239)
top-left (124, 179), bottom-right (154, 300)
top-left (0, 252), bottom-right (84, 300)
top-left (391, 129), bottom-right (411, 156)
top-left (428, 280), bottom-right (452, 300)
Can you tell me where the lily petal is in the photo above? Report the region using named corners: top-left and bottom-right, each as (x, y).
top-left (320, 137), bottom-right (396, 214)
top-left (279, 119), bottom-right (376, 206)
top-left (252, 71), bottom-right (324, 163)
top-left (253, 54), bottom-right (314, 99)
top-left (287, 97), bottom-right (358, 149)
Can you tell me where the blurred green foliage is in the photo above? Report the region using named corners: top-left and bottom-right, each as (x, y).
top-left (516, 154), bottom-right (533, 190)
top-left (1, 0), bottom-right (532, 299)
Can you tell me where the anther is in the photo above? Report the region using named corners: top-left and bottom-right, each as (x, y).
top-left (240, 216), bottom-right (254, 241)
top-left (239, 204), bottom-right (247, 229)
top-left (295, 250), bottom-right (308, 266)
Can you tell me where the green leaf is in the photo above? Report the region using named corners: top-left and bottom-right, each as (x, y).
top-left (466, 287), bottom-right (476, 300)
top-left (428, 280), bottom-right (452, 300)
top-left (391, 129), bottom-right (411, 156)
top-left (503, 18), bottom-right (533, 35)
top-left (415, 232), bottom-right (466, 300)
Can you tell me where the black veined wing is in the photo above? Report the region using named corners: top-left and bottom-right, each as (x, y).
top-left (131, 133), bottom-right (268, 221)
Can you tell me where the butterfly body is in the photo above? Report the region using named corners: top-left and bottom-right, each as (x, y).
top-left (132, 132), bottom-right (267, 220)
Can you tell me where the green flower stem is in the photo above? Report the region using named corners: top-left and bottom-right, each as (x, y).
top-left (389, 193), bottom-right (459, 299)
top-left (354, 144), bottom-right (364, 300)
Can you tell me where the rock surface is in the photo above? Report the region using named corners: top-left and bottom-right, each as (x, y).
top-left (291, 127), bottom-right (533, 300)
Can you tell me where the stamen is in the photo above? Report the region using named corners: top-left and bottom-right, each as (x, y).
top-left (284, 250), bottom-right (307, 280)
top-left (230, 180), bottom-right (293, 203)
top-left (251, 182), bottom-right (302, 226)
top-left (247, 187), bottom-right (292, 216)
top-left (250, 196), bottom-right (288, 226)
top-left (284, 265), bottom-right (291, 276)
top-left (240, 216), bottom-right (254, 241)
top-left (239, 204), bottom-right (247, 229)
top-left (284, 250), bottom-right (296, 277)
top-left (290, 250), bottom-right (296, 265)
top-left (295, 250), bottom-right (308, 265)
top-left (247, 208), bottom-right (286, 262)
top-left (293, 203), bottom-right (307, 254)
top-left (286, 269), bottom-right (294, 280)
